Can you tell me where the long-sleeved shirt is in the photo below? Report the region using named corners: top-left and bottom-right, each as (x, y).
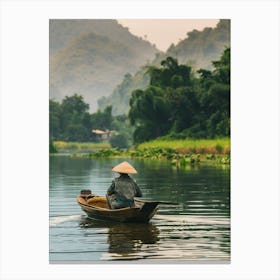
top-left (106, 174), bottom-right (142, 209)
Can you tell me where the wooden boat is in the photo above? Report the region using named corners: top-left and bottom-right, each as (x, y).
top-left (76, 190), bottom-right (162, 223)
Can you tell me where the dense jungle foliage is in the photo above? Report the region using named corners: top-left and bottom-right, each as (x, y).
top-left (129, 47), bottom-right (230, 143)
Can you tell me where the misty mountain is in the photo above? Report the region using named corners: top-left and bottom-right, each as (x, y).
top-left (98, 19), bottom-right (230, 115)
top-left (49, 19), bottom-right (158, 111)
top-left (162, 19), bottom-right (230, 69)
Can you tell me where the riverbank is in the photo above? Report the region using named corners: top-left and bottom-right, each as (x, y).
top-left (52, 138), bottom-right (230, 166)
top-left (132, 138), bottom-right (230, 166)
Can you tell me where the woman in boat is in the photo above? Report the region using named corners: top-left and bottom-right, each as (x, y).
top-left (106, 161), bottom-right (142, 209)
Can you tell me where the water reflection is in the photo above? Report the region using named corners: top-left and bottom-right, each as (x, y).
top-left (79, 217), bottom-right (160, 259)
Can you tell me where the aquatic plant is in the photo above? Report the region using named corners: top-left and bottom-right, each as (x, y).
top-left (88, 148), bottom-right (122, 158)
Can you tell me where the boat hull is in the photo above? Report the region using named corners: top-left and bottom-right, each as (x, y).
top-left (77, 196), bottom-right (159, 223)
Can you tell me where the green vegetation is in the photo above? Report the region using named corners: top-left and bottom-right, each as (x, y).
top-left (53, 137), bottom-right (230, 166)
top-left (137, 138), bottom-right (230, 154)
top-left (87, 148), bottom-right (122, 158)
top-left (131, 148), bottom-right (230, 166)
top-left (53, 141), bottom-right (110, 152)
top-left (49, 140), bottom-right (58, 153)
top-left (129, 48), bottom-right (230, 143)
top-left (109, 134), bottom-right (129, 149)
top-left (129, 137), bottom-right (230, 166)
top-left (50, 94), bottom-right (134, 144)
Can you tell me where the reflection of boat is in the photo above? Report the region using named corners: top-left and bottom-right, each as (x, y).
top-left (79, 217), bottom-right (160, 258)
top-left (77, 191), bottom-right (160, 223)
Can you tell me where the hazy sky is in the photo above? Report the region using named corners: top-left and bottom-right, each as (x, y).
top-left (117, 19), bottom-right (219, 51)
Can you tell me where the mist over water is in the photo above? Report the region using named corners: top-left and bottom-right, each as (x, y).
top-left (49, 156), bottom-right (230, 262)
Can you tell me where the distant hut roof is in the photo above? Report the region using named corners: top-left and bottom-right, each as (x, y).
top-left (92, 129), bottom-right (108, 135)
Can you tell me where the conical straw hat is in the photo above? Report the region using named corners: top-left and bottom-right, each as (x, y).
top-left (112, 161), bottom-right (137, 174)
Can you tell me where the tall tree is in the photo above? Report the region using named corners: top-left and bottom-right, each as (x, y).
top-left (129, 87), bottom-right (170, 143)
top-left (129, 57), bottom-right (198, 143)
top-left (91, 105), bottom-right (113, 131)
top-left (198, 47), bottom-right (230, 137)
top-left (53, 94), bottom-right (92, 141)
top-left (49, 99), bottom-right (62, 140)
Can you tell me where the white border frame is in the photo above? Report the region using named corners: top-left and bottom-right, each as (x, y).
top-left (1, 1), bottom-right (279, 279)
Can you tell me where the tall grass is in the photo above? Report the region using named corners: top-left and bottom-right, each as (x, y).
top-left (137, 138), bottom-right (230, 154)
top-left (53, 141), bottom-right (111, 152)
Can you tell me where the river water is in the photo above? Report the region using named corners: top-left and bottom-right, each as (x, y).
top-left (49, 156), bottom-right (230, 263)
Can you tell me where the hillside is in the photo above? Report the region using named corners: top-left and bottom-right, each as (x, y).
top-left (98, 19), bottom-right (230, 115)
top-left (162, 19), bottom-right (230, 69)
top-left (49, 19), bottom-right (158, 111)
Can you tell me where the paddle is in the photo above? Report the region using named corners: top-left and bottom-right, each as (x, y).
top-left (134, 198), bottom-right (179, 205)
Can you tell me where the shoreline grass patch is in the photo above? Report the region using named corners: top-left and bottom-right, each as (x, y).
top-left (137, 138), bottom-right (230, 155)
top-left (53, 141), bottom-right (111, 152)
